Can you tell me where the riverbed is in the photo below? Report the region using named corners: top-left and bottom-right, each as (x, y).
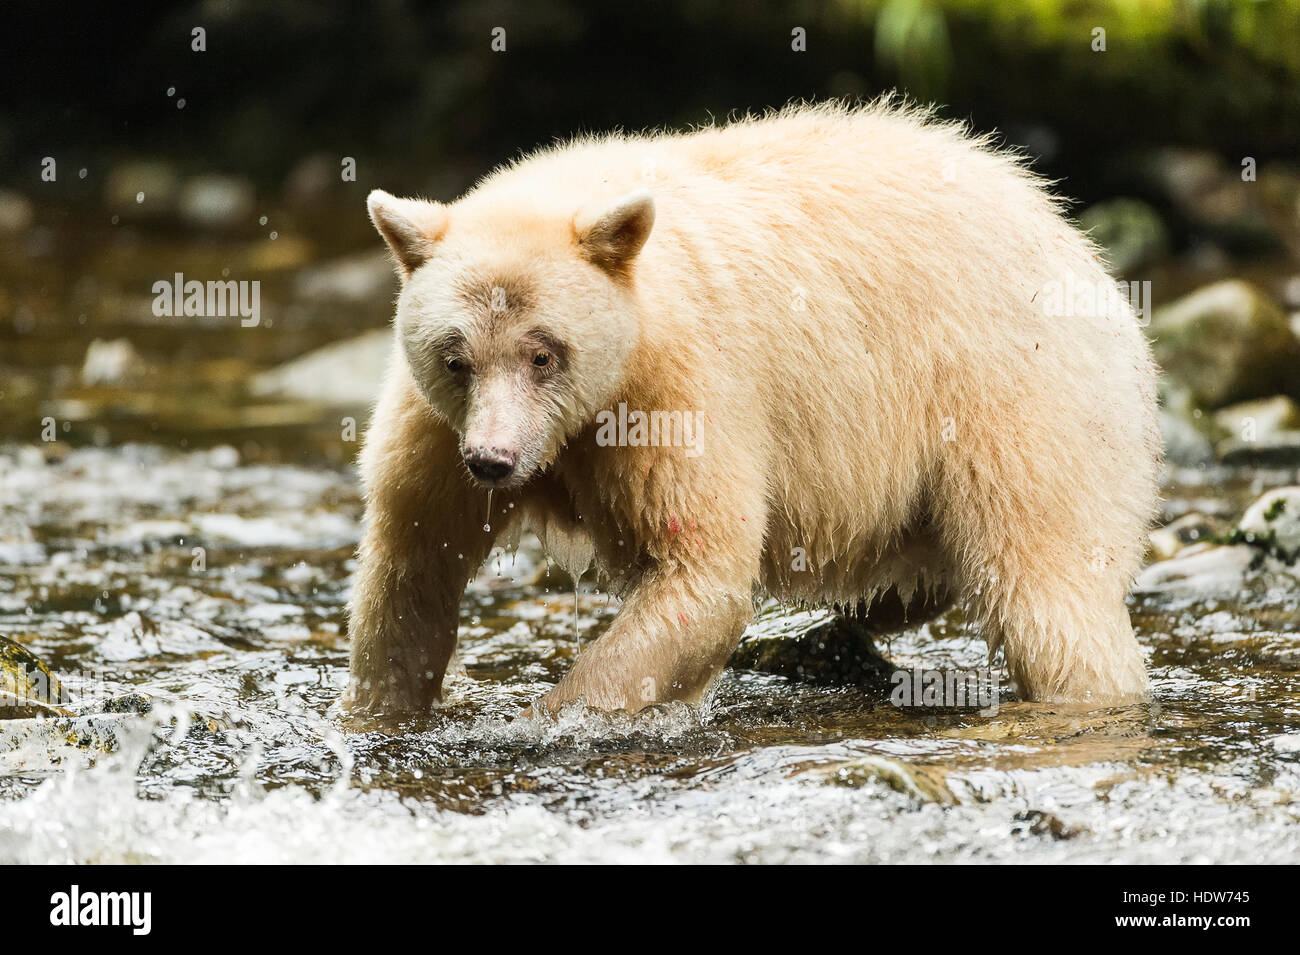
top-left (1, 439), bottom-right (1298, 863)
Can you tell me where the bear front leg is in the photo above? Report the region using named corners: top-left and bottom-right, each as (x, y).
top-left (536, 570), bottom-right (755, 714)
top-left (344, 378), bottom-right (495, 716)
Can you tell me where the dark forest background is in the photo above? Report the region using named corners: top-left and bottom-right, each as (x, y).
top-left (3, 0), bottom-right (1297, 213)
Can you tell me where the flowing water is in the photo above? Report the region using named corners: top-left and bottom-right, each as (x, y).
top-left (0, 440), bottom-right (1298, 863)
top-left (1, 226), bottom-right (1298, 864)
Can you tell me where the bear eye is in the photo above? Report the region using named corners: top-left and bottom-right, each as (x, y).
top-left (532, 351), bottom-right (552, 368)
top-left (446, 357), bottom-right (466, 373)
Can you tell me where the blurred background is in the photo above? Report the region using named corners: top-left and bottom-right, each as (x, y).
top-left (1, 0), bottom-right (1299, 465)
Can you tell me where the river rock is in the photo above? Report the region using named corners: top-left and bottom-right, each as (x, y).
top-left (1158, 408), bottom-right (1215, 467)
top-left (1134, 543), bottom-right (1263, 597)
top-left (1157, 383), bottom-right (1218, 467)
top-left (1147, 512), bottom-right (1225, 562)
top-left (1079, 198), bottom-right (1168, 273)
top-left (1236, 487), bottom-right (1300, 559)
top-left (1219, 431), bottom-right (1300, 467)
top-left (0, 636), bottom-right (72, 719)
top-left (285, 153), bottom-right (342, 206)
top-left (1136, 487), bottom-right (1300, 595)
top-left (730, 609), bottom-right (894, 689)
top-left (1259, 163), bottom-right (1300, 259)
top-left (249, 329), bottom-right (392, 407)
top-left (1213, 396), bottom-right (1300, 465)
top-left (0, 713), bottom-right (130, 773)
top-left (1213, 395), bottom-right (1300, 439)
top-left (818, 756), bottom-right (956, 804)
top-left (1150, 281), bottom-right (1300, 408)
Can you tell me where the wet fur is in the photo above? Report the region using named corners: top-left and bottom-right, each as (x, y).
top-left (345, 99), bottom-right (1161, 715)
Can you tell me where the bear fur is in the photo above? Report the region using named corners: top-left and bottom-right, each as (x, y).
top-left (345, 100), bottom-right (1160, 717)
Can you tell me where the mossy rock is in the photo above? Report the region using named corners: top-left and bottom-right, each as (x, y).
top-left (0, 636), bottom-right (73, 719)
top-left (1150, 281), bottom-right (1300, 409)
top-left (1232, 487), bottom-right (1300, 561)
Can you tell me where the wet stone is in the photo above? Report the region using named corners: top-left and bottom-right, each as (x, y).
top-left (0, 636), bottom-right (73, 719)
top-left (1148, 512), bottom-right (1226, 562)
top-left (1234, 487), bottom-right (1300, 560)
top-left (819, 755), bottom-right (956, 805)
top-left (1150, 281), bottom-right (1300, 409)
top-left (730, 610), bottom-right (897, 690)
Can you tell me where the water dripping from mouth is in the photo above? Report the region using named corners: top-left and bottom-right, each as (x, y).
top-left (573, 573), bottom-right (581, 650)
top-left (483, 489), bottom-right (493, 533)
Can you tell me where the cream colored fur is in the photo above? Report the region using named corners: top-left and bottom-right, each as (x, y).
top-left (345, 99), bottom-right (1160, 717)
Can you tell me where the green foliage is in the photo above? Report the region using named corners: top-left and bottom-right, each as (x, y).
top-left (872, 0), bottom-right (953, 102)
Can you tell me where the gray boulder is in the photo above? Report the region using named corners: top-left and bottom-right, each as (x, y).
top-left (1150, 280), bottom-right (1300, 408)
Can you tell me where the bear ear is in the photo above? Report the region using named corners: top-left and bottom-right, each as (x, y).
top-left (366, 189), bottom-right (448, 279)
top-left (573, 189), bottom-right (655, 273)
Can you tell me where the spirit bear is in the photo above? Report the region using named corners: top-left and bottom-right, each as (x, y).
top-left (345, 100), bottom-right (1160, 717)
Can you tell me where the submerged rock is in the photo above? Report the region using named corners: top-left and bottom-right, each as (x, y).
top-left (819, 756), bottom-right (956, 804)
top-left (0, 636), bottom-right (72, 719)
top-left (0, 714), bottom-right (128, 773)
top-left (1150, 281), bottom-right (1300, 409)
top-left (731, 588), bottom-right (949, 688)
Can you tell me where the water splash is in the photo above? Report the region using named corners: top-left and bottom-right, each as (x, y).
top-left (2, 444), bottom-right (1299, 863)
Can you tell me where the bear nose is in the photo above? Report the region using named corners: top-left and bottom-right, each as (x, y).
top-left (463, 447), bottom-right (517, 483)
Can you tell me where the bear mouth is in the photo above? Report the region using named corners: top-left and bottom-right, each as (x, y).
top-left (464, 462), bottom-right (546, 491)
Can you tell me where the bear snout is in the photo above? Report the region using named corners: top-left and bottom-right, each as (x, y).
top-left (463, 446), bottom-right (518, 484)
